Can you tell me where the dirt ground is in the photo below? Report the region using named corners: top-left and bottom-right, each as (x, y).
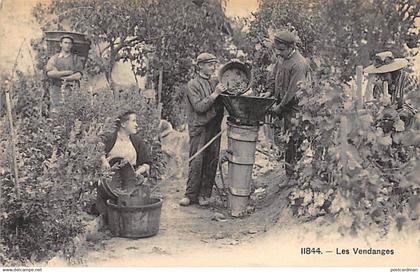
top-left (79, 167), bottom-right (293, 266)
top-left (44, 164), bottom-right (419, 267)
top-left (39, 120), bottom-right (419, 267)
top-left (41, 122), bottom-right (420, 267)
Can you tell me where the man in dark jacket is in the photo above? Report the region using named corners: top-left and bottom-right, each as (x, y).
top-left (180, 53), bottom-right (226, 206)
top-left (261, 30), bottom-right (311, 179)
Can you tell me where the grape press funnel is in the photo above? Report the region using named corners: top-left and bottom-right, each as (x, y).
top-left (219, 94), bottom-right (275, 125)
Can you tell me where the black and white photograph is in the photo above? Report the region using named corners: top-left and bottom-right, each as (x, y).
top-left (0, 0), bottom-right (419, 270)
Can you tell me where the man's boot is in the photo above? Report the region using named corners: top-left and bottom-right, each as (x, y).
top-left (179, 197), bottom-right (192, 206)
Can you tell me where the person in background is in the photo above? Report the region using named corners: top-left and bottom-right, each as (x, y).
top-left (365, 51), bottom-right (419, 221)
top-left (260, 30), bottom-right (312, 180)
top-left (45, 35), bottom-right (84, 111)
top-left (96, 110), bottom-right (152, 218)
top-left (179, 53), bottom-right (226, 207)
top-left (364, 51), bottom-right (418, 130)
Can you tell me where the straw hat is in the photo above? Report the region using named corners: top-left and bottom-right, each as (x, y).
top-left (364, 51), bottom-right (408, 74)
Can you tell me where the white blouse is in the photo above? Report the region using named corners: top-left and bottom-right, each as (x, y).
top-left (107, 133), bottom-right (137, 166)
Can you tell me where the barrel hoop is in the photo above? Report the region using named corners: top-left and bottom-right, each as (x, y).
top-left (227, 130), bottom-right (258, 142)
top-left (227, 122), bottom-right (259, 130)
top-left (227, 153), bottom-right (255, 165)
top-left (229, 187), bottom-right (251, 196)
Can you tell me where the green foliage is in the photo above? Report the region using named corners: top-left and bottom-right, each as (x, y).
top-left (321, 0), bottom-right (419, 80)
top-left (243, 0), bottom-right (419, 234)
top-left (131, 0), bottom-right (233, 127)
top-left (33, 0), bottom-right (144, 83)
top-left (245, 0), bottom-right (419, 86)
top-left (286, 73), bottom-right (344, 220)
top-left (0, 74), bottom-right (162, 263)
top-left (32, 0), bottom-right (234, 126)
top-left (286, 69), bottom-right (419, 236)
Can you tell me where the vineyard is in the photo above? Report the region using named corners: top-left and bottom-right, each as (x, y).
top-left (0, 0), bottom-right (419, 266)
top-left (287, 67), bottom-right (419, 236)
top-left (0, 74), bottom-right (162, 263)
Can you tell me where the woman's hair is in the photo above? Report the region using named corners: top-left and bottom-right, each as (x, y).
top-left (115, 110), bottom-right (136, 130)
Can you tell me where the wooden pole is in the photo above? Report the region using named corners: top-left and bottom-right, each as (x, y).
top-left (356, 66), bottom-right (363, 109)
top-left (4, 88), bottom-right (20, 200)
top-left (365, 76), bottom-right (374, 102)
top-left (383, 81), bottom-right (389, 96)
top-left (188, 128), bottom-right (227, 163)
top-left (89, 86), bottom-right (94, 106)
top-left (383, 81), bottom-right (391, 105)
top-left (340, 115), bottom-right (349, 177)
top-left (157, 67), bottom-right (163, 120)
top-left (4, 39), bottom-right (26, 200)
top-left (145, 56), bottom-right (151, 89)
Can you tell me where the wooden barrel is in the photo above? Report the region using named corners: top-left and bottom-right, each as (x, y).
top-left (106, 198), bottom-right (163, 238)
top-left (226, 121), bottom-right (259, 217)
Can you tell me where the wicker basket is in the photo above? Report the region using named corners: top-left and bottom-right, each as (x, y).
top-left (218, 60), bottom-right (252, 95)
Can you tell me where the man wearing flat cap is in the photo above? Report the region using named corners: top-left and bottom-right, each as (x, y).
top-left (261, 30), bottom-right (311, 179)
top-left (45, 35), bottom-right (84, 111)
top-left (364, 51), bottom-right (418, 129)
top-left (180, 52), bottom-right (226, 206)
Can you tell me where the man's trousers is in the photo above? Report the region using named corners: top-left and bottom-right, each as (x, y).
top-left (185, 119), bottom-right (221, 202)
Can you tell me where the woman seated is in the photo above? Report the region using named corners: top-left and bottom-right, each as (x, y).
top-left (96, 110), bottom-right (152, 218)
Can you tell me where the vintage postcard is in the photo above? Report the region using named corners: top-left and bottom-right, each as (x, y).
top-left (0, 0), bottom-right (419, 270)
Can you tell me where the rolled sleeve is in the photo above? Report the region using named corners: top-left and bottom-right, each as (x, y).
top-left (45, 55), bottom-right (58, 72)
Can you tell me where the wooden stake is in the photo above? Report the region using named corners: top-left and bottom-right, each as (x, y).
top-left (383, 81), bottom-right (391, 105)
top-left (356, 66), bottom-right (363, 109)
top-left (4, 88), bottom-right (20, 200)
top-left (263, 114), bottom-right (274, 142)
top-left (4, 39), bottom-right (26, 200)
top-left (340, 115), bottom-right (349, 177)
top-left (157, 67), bottom-right (163, 119)
top-left (383, 81), bottom-right (389, 98)
top-left (365, 76), bottom-right (374, 102)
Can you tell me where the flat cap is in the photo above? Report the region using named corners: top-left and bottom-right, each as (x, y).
top-left (196, 52), bottom-right (218, 64)
top-left (60, 35), bottom-right (74, 43)
top-left (274, 30), bottom-right (297, 46)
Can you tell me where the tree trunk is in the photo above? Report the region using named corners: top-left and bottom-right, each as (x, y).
top-left (129, 59), bottom-right (140, 91)
top-left (105, 41), bottom-right (116, 93)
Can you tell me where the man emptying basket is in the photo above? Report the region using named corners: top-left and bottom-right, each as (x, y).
top-left (180, 53), bottom-right (226, 207)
